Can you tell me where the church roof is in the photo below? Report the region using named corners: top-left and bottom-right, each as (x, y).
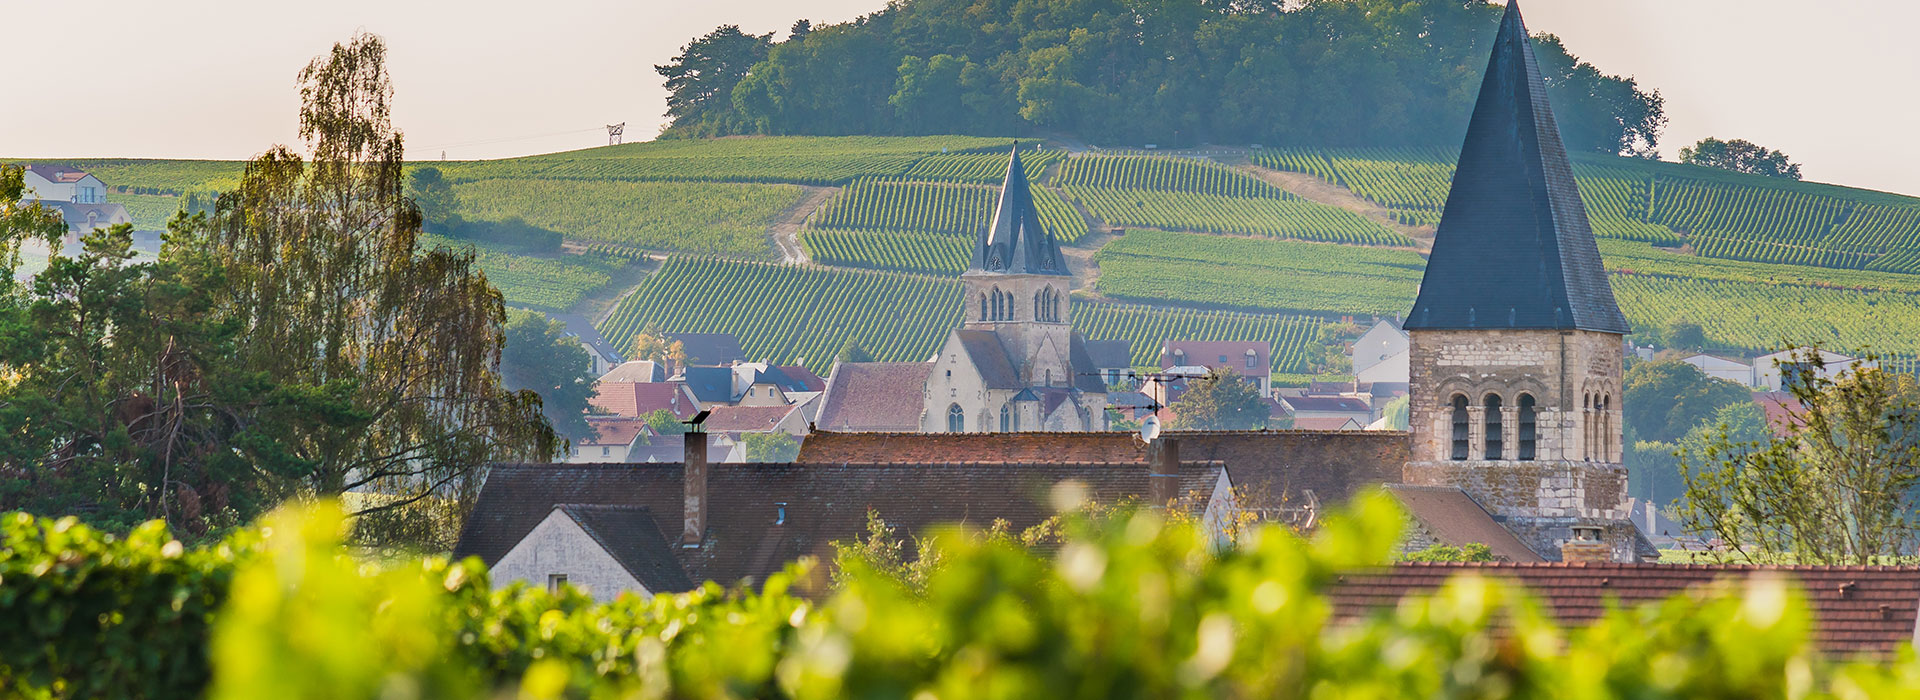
top-left (968, 147), bottom-right (1068, 276)
top-left (1405, 0), bottom-right (1629, 334)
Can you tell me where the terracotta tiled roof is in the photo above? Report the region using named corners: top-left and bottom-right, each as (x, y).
top-left (590, 382), bottom-right (693, 419)
top-left (1158, 341), bottom-right (1270, 379)
top-left (815, 363), bottom-right (931, 432)
top-left (455, 461), bottom-right (1225, 591)
top-left (796, 430), bottom-right (1408, 511)
top-left (1754, 391), bottom-right (1805, 438)
top-left (555, 505), bottom-right (695, 593)
top-left (1330, 562), bottom-right (1920, 657)
top-left (582, 417), bottom-right (648, 447)
top-left (1384, 485), bottom-right (1542, 562)
top-left (704, 404), bottom-right (800, 433)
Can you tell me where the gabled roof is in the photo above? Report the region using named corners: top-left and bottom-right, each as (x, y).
top-left (1291, 417), bottom-right (1362, 431)
top-left (600, 360), bottom-right (664, 383)
top-left (1405, 0), bottom-right (1629, 334)
top-left (967, 147), bottom-right (1068, 276)
top-left (581, 417), bottom-right (649, 448)
top-left (1083, 339), bottom-right (1134, 370)
top-left (682, 366), bottom-right (735, 402)
top-left (738, 364), bottom-right (811, 393)
top-left (954, 329), bottom-right (1024, 389)
top-left (25, 164), bottom-right (90, 184)
top-left (1384, 485), bottom-right (1542, 562)
top-left (775, 365), bottom-right (826, 392)
top-left (456, 461), bottom-right (1226, 590)
top-left (668, 333), bottom-right (746, 366)
top-left (1281, 396), bottom-right (1372, 413)
top-left (554, 505), bottom-right (695, 593)
top-left (552, 313), bottom-right (624, 364)
top-left (589, 381), bottom-right (693, 419)
top-left (1330, 562), bottom-right (1920, 658)
top-left (704, 404), bottom-right (802, 433)
top-left (815, 362), bottom-right (933, 432)
top-left (1068, 333), bottom-right (1111, 393)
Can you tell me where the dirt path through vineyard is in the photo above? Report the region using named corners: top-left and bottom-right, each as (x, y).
top-left (769, 186), bottom-right (838, 263)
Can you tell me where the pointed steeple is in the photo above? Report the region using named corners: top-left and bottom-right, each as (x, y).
top-left (968, 145), bottom-right (1068, 276)
top-left (1405, 0), bottom-right (1629, 334)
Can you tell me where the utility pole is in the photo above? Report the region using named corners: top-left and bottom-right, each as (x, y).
top-left (606, 122), bottom-right (626, 146)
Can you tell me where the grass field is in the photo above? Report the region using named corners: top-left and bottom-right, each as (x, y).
top-left (451, 179), bottom-right (804, 258)
top-left (422, 234), bottom-right (628, 311)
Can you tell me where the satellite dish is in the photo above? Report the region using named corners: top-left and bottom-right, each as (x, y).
top-left (1139, 415), bottom-right (1162, 442)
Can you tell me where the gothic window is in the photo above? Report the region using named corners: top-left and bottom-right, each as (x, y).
top-left (1517, 394), bottom-right (1537, 461)
top-left (1450, 394), bottom-right (1470, 460)
top-left (1000, 405), bottom-right (1011, 433)
top-left (1034, 290), bottom-right (1044, 321)
top-left (980, 294), bottom-right (987, 321)
top-left (1483, 393), bottom-right (1504, 460)
top-left (947, 404), bottom-right (965, 433)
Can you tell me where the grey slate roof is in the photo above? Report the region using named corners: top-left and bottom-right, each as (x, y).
top-left (1068, 333), bottom-right (1109, 393)
top-left (967, 147), bottom-right (1068, 276)
top-left (1405, 0), bottom-right (1630, 334)
top-left (1083, 339), bottom-right (1134, 370)
top-left (556, 505), bottom-right (696, 593)
top-left (953, 329), bottom-right (1025, 389)
top-left (682, 366), bottom-right (735, 403)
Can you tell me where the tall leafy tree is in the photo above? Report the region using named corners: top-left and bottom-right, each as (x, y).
top-left (500, 311), bottom-right (597, 442)
top-left (1170, 367), bottom-right (1268, 431)
top-left (1622, 360), bottom-right (1752, 444)
top-left (1675, 350), bottom-right (1920, 564)
top-left (655, 25), bottom-right (773, 137)
top-left (201, 32), bottom-right (552, 519)
top-left (1680, 137), bottom-right (1803, 180)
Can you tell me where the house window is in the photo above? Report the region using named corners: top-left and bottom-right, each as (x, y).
top-left (1450, 395), bottom-right (1470, 460)
top-left (1517, 394), bottom-right (1537, 461)
top-left (601, 446), bottom-right (611, 457)
top-left (1245, 352), bottom-right (1257, 369)
top-left (547, 574), bottom-right (568, 594)
top-left (1483, 394), bottom-right (1503, 460)
top-left (1218, 355), bottom-right (1228, 364)
top-left (947, 404), bottom-right (965, 433)
top-left (1000, 405), bottom-right (1011, 432)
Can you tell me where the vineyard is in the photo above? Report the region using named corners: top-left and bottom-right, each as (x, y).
top-left (421, 234), bottom-right (628, 311)
top-left (105, 192), bottom-right (186, 231)
top-left (808, 178), bottom-right (1084, 241)
top-left (1252, 146), bottom-right (1920, 272)
top-left (451, 179), bottom-right (804, 257)
top-left (432, 136), bottom-right (1012, 186)
top-left (802, 229), bottom-right (969, 275)
top-left (1057, 154), bottom-right (1292, 198)
top-left (1064, 187), bottom-right (1415, 246)
top-left (1094, 229), bottom-right (1422, 316)
top-left (5, 158), bottom-right (244, 196)
top-left (597, 256), bottom-right (1325, 374)
top-left (902, 148), bottom-right (1065, 182)
top-left (1610, 274), bottom-right (1920, 356)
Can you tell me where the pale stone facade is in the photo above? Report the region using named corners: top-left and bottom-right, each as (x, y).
top-left (1404, 328), bottom-right (1647, 561)
top-left (918, 270), bottom-right (1106, 433)
top-left (491, 509), bottom-right (648, 603)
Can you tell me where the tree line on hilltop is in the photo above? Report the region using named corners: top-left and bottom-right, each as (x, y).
top-left (656, 0), bottom-right (1666, 156)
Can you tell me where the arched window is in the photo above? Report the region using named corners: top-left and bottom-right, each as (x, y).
top-left (947, 404), bottom-right (965, 433)
top-left (1450, 394), bottom-right (1470, 460)
top-left (1483, 393), bottom-right (1504, 460)
top-left (1601, 394), bottom-right (1613, 461)
top-left (1516, 394), bottom-right (1537, 461)
top-left (1034, 290), bottom-right (1044, 321)
top-left (1000, 405), bottom-right (1011, 433)
top-left (1582, 394), bottom-right (1593, 461)
top-left (980, 294), bottom-right (988, 321)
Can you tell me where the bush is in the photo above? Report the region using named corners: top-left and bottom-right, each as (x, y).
top-left (6, 497), bottom-right (1920, 699)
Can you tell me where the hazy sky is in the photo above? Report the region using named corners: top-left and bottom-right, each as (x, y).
top-left (7, 1), bottom-right (1918, 195)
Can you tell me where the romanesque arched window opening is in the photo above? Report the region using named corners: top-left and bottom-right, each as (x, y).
top-left (1601, 394), bottom-right (1613, 462)
top-left (1000, 405), bottom-right (1011, 432)
top-left (1582, 394), bottom-right (1593, 461)
top-left (948, 404), bottom-right (965, 433)
top-left (1517, 394), bottom-right (1537, 461)
top-left (1450, 394), bottom-right (1470, 460)
top-left (1483, 393), bottom-right (1504, 460)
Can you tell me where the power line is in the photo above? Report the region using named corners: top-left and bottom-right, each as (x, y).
top-left (416, 126), bottom-right (606, 153)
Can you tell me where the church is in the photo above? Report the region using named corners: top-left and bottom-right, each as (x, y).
top-left (918, 147), bottom-right (1110, 433)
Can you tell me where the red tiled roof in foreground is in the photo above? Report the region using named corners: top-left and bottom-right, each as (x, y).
top-left (1330, 563), bottom-right (1920, 658)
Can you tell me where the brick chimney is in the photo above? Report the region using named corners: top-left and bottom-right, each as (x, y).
top-left (1560, 525), bottom-right (1610, 564)
top-left (682, 429), bottom-right (708, 547)
top-left (1147, 436), bottom-right (1181, 509)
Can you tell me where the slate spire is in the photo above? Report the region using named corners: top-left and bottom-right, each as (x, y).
top-left (1405, 0), bottom-right (1630, 334)
top-left (969, 145), bottom-right (1068, 276)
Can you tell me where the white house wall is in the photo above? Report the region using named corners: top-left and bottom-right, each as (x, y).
top-left (491, 509), bottom-right (648, 603)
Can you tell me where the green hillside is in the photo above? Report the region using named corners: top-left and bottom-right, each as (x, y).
top-left (18, 135), bottom-right (1920, 368)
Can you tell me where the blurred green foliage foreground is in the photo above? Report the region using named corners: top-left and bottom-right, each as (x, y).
top-left (5, 497), bottom-right (1920, 700)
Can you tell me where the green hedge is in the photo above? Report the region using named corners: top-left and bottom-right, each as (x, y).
top-left (4, 497), bottom-right (1919, 699)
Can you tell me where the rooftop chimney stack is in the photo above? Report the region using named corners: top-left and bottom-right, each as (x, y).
top-left (1147, 436), bottom-right (1181, 509)
top-left (682, 414), bottom-right (711, 547)
top-left (1560, 525), bottom-right (1610, 564)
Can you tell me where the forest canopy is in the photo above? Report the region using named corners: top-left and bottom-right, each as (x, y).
top-left (656, 0), bottom-right (1666, 156)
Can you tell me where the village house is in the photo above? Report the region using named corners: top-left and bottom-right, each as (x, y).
top-left (18, 165), bottom-right (132, 241)
top-left (552, 313), bottom-right (624, 378)
top-left (588, 380), bottom-right (697, 420)
top-left (1752, 348), bottom-right (1869, 392)
top-left (1680, 353), bottom-right (1754, 386)
top-left (1351, 319), bottom-right (1409, 385)
top-left (1158, 340), bottom-right (1272, 398)
top-left (562, 417), bottom-right (652, 463)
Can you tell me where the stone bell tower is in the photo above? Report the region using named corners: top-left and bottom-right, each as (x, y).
top-left (960, 146), bottom-right (1073, 387)
top-left (1401, 0), bottom-right (1652, 562)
